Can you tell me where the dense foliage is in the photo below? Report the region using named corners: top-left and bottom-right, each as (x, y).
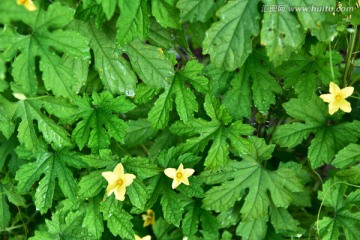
top-left (1, 0), bottom-right (360, 239)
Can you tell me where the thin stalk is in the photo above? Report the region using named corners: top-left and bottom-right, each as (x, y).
top-left (328, 42), bottom-right (335, 81)
top-left (343, 26), bottom-right (359, 87)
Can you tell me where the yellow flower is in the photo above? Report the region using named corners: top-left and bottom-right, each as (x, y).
top-left (135, 235), bottom-right (151, 240)
top-left (164, 163), bottom-right (195, 189)
top-left (142, 209), bottom-right (155, 227)
top-left (102, 163), bottom-right (136, 201)
top-left (17, 0), bottom-right (37, 11)
top-left (320, 82), bottom-right (354, 115)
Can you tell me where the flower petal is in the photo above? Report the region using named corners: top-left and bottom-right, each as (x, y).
top-left (106, 183), bottom-right (117, 196)
top-left (172, 178), bottom-right (181, 189)
top-left (340, 86), bottom-right (354, 99)
top-left (178, 163), bottom-right (184, 171)
top-left (339, 100), bottom-right (352, 113)
top-left (328, 100), bottom-right (340, 115)
top-left (113, 163), bottom-right (125, 176)
top-left (183, 168), bottom-right (195, 177)
top-left (180, 177), bottom-right (190, 186)
top-left (124, 173), bottom-right (136, 186)
top-left (114, 185), bottom-right (126, 201)
top-left (102, 172), bottom-right (118, 184)
top-left (319, 94), bottom-right (334, 103)
top-left (164, 168), bottom-right (177, 178)
top-left (329, 82), bottom-right (340, 94)
top-left (25, 0), bottom-right (37, 11)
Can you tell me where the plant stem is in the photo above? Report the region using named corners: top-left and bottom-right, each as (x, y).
top-left (343, 26), bottom-right (360, 87)
top-left (329, 42), bottom-right (335, 81)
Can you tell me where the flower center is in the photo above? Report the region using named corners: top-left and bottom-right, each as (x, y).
top-left (18, 0), bottom-right (27, 4)
top-left (335, 95), bottom-right (342, 101)
top-left (117, 179), bottom-right (124, 186)
top-left (176, 172), bottom-right (183, 179)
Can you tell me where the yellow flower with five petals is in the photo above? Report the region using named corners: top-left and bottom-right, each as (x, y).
top-left (135, 235), bottom-right (151, 240)
top-left (17, 0), bottom-right (37, 11)
top-left (142, 209), bottom-right (155, 227)
top-left (320, 82), bottom-right (354, 115)
top-left (164, 163), bottom-right (195, 189)
top-left (102, 163), bottom-right (136, 201)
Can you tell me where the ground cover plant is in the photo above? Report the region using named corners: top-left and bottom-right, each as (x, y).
top-left (1, 0), bottom-right (360, 239)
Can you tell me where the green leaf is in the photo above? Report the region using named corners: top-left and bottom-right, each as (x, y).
top-left (148, 61), bottom-right (208, 129)
top-left (125, 41), bottom-right (174, 88)
top-left (0, 183), bottom-right (10, 231)
top-left (127, 178), bottom-right (148, 211)
top-left (271, 122), bottom-right (316, 148)
top-left (250, 58), bottom-right (281, 113)
top-left (203, 160), bottom-right (302, 213)
top-left (1, 182), bottom-right (26, 207)
top-left (182, 204), bottom-right (200, 237)
top-left (121, 156), bottom-right (161, 179)
top-left (83, 197), bottom-right (104, 240)
top-left (61, 55), bottom-right (90, 95)
top-left (81, 150), bottom-right (117, 169)
top-left (223, 52), bottom-right (281, 118)
top-left (0, 3), bottom-right (89, 97)
top-left (260, 0), bottom-right (304, 65)
top-left (223, 68), bottom-right (251, 119)
top-left (171, 95), bottom-right (253, 168)
top-left (273, 96), bottom-right (360, 168)
top-left (30, 209), bottom-right (89, 240)
top-left (152, 217), bottom-right (183, 239)
top-left (236, 217), bottom-right (267, 240)
top-left (100, 196), bottom-right (135, 239)
top-left (332, 144), bottom-right (360, 168)
top-left (117, 0), bottom-right (150, 46)
top-left (217, 206), bottom-right (241, 228)
top-left (0, 0), bottom-right (33, 23)
top-left (147, 18), bottom-right (176, 49)
top-left (134, 83), bottom-right (161, 104)
top-left (178, 176), bottom-right (204, 198)
top-left (75, 1), bottom-right (107, 28)
top-left (79, 21), bottom-right (138, 95)
top-left (292, 0), bottom-right (337, 42)
top-left (181, 203), bottom-right (219, 238)
top-left (176, 0), bottom-right (214, 23)
top-left (161, 188), bottom-right (186, 227)
top-left (0, 105), bottom-right (15, 140)
top-left (270, 206), bottom-right (303, 236)
top-left (203, 0), bottom-right (260, 71)
top-left (125, 119), bottom-right (156, 147)
top-left (172, 77), bottom-right (198, 123)
top-left (203, 140), bottom-right (303, 237)
top-left (78, 171), bottom-right (104, 199)
top-left (7, 98), bottom-right (72, 152)
top-left (200, 209), bottom-right (220, 239)
top-left (16, 150), bottom-right (83, 213)
top-left (2, 138), bottom-right (24, 176)
top-left (178, 60), bottom-right (209, 94)
top-left (317, 180), bottom-right (360, 240)
top-left (95, 0), bottom-right (117, 19)
top-left (147, 88), bottom-right (173, 130)
top-left (205, 63), bottom-right (234, 96)
top-left (67, 92), bottom-right (135, 151)
top-left (173, 60), bottom-right (209, 122)
top-left (151, 0), bottom-right (181, 29)
top-left (0, 56), bottom-right (5, 80)
top-left (337, 166), bottom-right (360, 184)
top-left (274, 43), bottom-right (343, 99)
